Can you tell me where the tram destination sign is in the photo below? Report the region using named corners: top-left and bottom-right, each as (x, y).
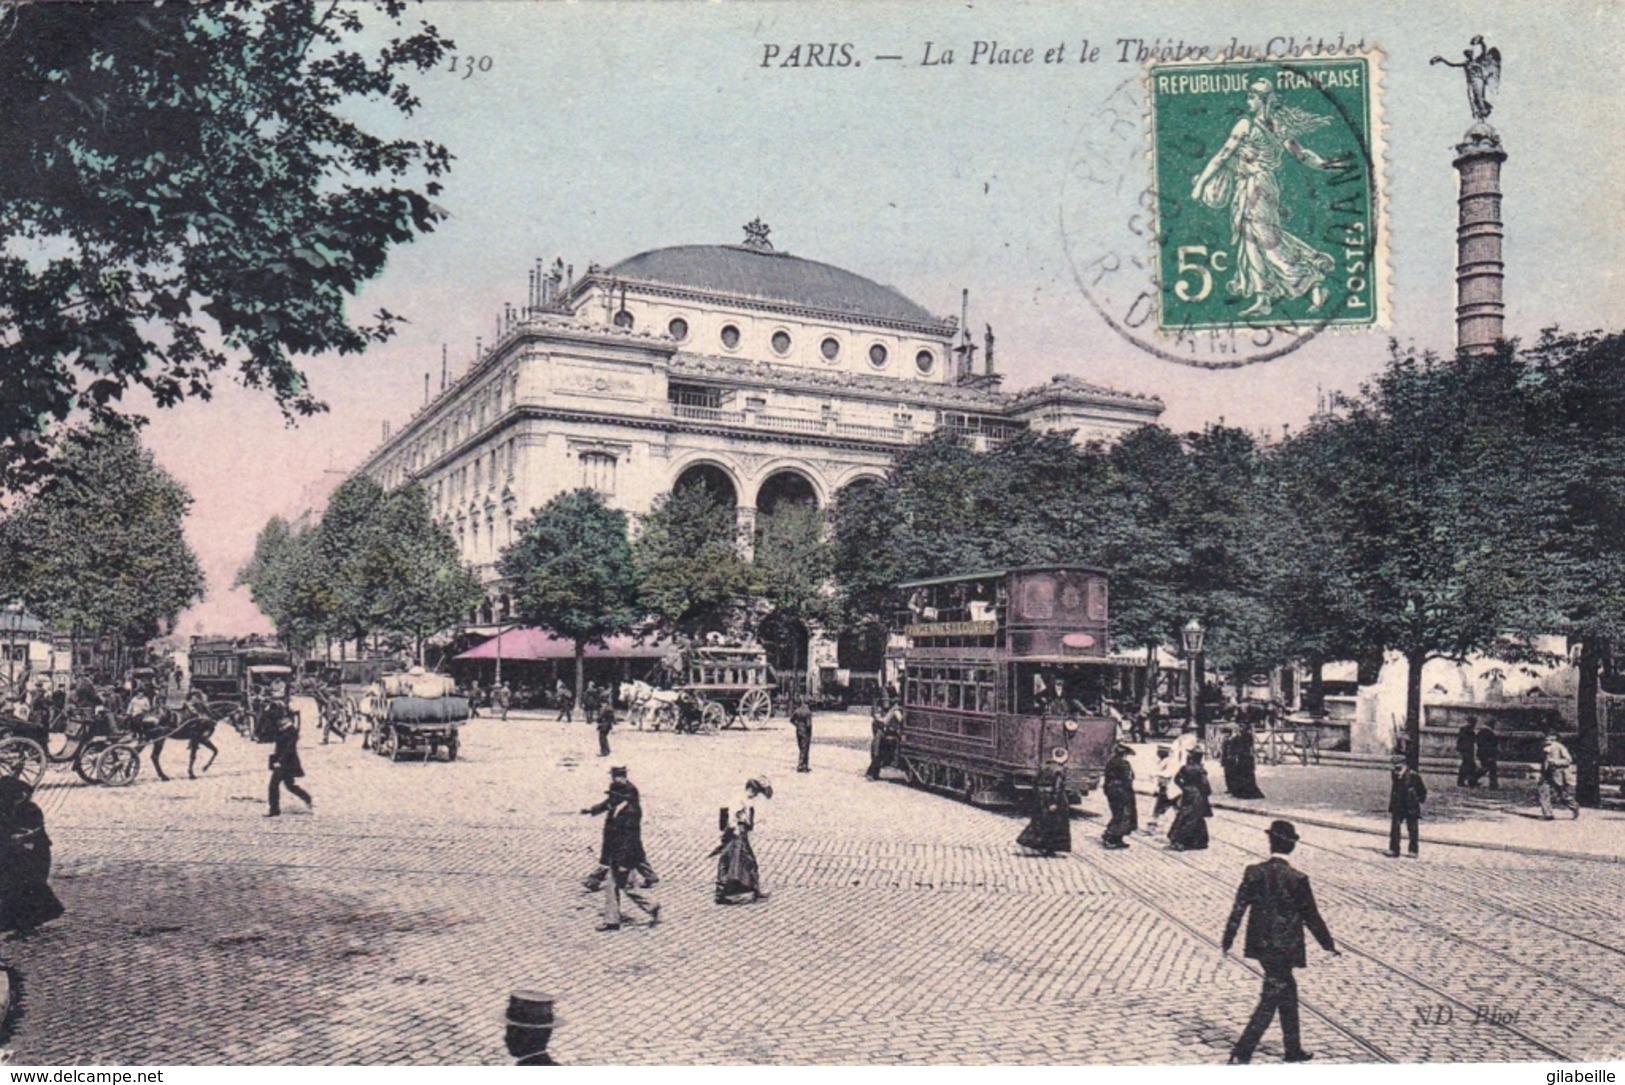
top-left (904, 621), bottom-right (999, 638)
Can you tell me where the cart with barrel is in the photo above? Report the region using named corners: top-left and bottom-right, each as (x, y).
top-left (361, 667), bottom-right (469, 762)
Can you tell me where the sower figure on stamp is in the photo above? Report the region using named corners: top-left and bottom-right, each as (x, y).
top-left (1101, 743), bottom-right (1138, 850)
top-left (790, 697), bottom-right (812, 773)
top-left (580, 766), bottom-right (659, 931)
top-left (1385, 755), bottom-right (1427, 858)
top-left (1222, 820), bottom-right (1340, 1065)
top-left (1190, 79), bottom-right (1345, 318)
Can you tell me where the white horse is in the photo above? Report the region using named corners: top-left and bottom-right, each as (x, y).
top-left (621, 679), bottom-right (682, 730)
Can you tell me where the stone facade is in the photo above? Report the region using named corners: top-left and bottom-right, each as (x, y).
top-left (356, 225), bottom-right (1163, 636)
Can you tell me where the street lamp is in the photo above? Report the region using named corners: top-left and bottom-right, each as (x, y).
top-left (1182, 619), bottom-right (1206, 737)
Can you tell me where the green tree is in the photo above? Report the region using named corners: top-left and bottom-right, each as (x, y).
top-left (499, 489), bottom-right (640, 708)
top-left (0, 2), bottom-right (453, 486)
top-left (1306, 344), bottom-right (1541, 768)
top-left (370, 484), bottom-right (485, 664)
top-left (0, 427), bottom-right (204, 666)
top-left (235, 517), bottom-right (330, 656)
top-left (754, 504), bottom-right (836, 693)
top-left (634, 483), bottom-right (759, 637)
top-left (314, 475), bottom-right (390, 647)
top-left (1509, 329), bottom-right (1625, 805)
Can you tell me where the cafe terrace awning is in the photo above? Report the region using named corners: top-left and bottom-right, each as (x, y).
top-left (454, 627), bottom-right (670, 662)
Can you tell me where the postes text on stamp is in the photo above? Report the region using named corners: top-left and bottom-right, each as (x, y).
top-left (1150, 56), bottom-right (1384, 337)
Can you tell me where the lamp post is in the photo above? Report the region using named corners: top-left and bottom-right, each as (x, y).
top-left (1182, 619), bottom-right (1206, 738)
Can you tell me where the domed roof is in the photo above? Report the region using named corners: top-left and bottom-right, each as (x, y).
top-left (604, 226), bottom-right (942, 326)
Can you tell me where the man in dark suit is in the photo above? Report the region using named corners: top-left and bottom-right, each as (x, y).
top-left (790, 697), bottom-right (813, 773)
top-left (1221, 819), bottom-right (1339, 1064)
top-left (1385, 757), bottom-right (1428, 857)
top-left (1473, 723), bottom-right (1500, 789)
top-left (1455, 719), bottom-right (1478, 787)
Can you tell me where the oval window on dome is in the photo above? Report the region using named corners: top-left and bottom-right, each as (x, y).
top-left (771, 330), bottom-right (792, 355)
top-left (915, 349), bottom-right (935, 374)
top-left (613, 310), bottom-right (633, 330)
top-left (721, 325), bottom-right (741, 350)
top-left (869, 344), bottom-right (888, 368)
top-left (821, 337), bottom-right (841, 361)
top-left (668, 317), bottom-right (689, 342)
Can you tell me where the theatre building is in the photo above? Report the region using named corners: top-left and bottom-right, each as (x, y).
top-left (356, 221), bottom-right (1162, 692)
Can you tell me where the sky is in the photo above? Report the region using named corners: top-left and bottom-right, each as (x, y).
top-left (138, 0), bottom-right (1625, 636)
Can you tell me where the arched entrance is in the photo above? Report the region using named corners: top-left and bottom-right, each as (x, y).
top-left (674, 462), bottom-right (739, 506)
top-left (755, 469), bottom-right (819, 514)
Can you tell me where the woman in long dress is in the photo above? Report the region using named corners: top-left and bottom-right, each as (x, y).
top-left (1228, 726), bottom-right (1266, 800)
top-left (1166, 751), bottom-right (1213, 851)
top-left (1017, 750), bottom-right (1072, 856)
top-left (715, 777), bottom-right (772, 903)
top-left (0, 776), bottom-right (65, 935)
top-left (1190, 79), bottom-right (1344, 318)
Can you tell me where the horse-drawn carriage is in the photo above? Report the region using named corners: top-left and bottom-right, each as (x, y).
top-left (360, 667), bottom-right (469, 762)
top-left (0, 678), bottom-right (226, 789)
top-left (622, 645), bottom-right (774, 733)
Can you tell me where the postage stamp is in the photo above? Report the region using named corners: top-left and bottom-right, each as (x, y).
top-left (1148, 55), bottom-right (1387, 337)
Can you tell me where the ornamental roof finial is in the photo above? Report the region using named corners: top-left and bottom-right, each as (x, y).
top-left (741, 218), bottom-right (773, 252)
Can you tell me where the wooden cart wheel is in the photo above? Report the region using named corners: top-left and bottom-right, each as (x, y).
top-left (738, 689), bottom-right (771, 725)
top-left (74, 737), bottom-right (114, 784)
top-left (0, 736), bottom-right (47, 792)
top-left (96, 744), bottom-right (142, 787)
top-left (700, 700), bottom-right (727, 734)
top-left (382, 726), bottom-right (401, 762)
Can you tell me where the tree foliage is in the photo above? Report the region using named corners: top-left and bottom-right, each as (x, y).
top-left (0, 1), bottom-right (453, 485)
top-left (498, 489), bottom-right (640, 703)
top-left (633, 483), bottom-right (758, 637)
top-left (0, 427), bottom-right (204, 649)
top-left (238, 480), bottom-right (479, 661)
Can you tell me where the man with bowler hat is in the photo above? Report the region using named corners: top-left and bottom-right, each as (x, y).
top-left (1385, 756), bottom-right (1428, 858)
top-left (1222, 819), bottom-right (1339, 1064)
top-left (790, 697), bottom-right (813, 773)
top-left (580, 766), bottom-right (660, 930)
top-left (501, 989), bottom-right (561, 1066)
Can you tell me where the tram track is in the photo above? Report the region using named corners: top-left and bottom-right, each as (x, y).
top-left (1060, 830), bottom-right (1400, 1063)
top-left (1250, 812), bottom-right (1625, 963)
top-left (1197, 817), bottom-right (1625, 1020)
top-left (1116, 815), bottom-right (1586, 1063)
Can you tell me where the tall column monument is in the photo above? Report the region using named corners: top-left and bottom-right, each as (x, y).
top-left (1432, 37), bottom-right (1505, 355)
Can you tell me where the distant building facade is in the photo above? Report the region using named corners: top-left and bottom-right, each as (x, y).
top-left (355, 222), bottom-right (1162, 679)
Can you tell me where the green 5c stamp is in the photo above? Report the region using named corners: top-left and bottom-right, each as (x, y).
top-left (1151, 56), bottom-right (1385, 336)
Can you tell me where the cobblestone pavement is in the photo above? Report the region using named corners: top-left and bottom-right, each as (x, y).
top-left (1, 712), bottom-right (1622, 1065)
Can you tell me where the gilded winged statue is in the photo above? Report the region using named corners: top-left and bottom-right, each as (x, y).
top-left (1431, 36), bottom-right (1501, 122)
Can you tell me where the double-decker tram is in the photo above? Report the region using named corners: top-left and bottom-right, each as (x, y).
top-left (895, 565), bottom-right (1118, 807)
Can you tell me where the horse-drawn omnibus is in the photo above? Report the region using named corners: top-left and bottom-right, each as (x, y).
top-left (895, 565), bottom-right (1119, 807)
top-left (187, 637), bottom-right (292, 704)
